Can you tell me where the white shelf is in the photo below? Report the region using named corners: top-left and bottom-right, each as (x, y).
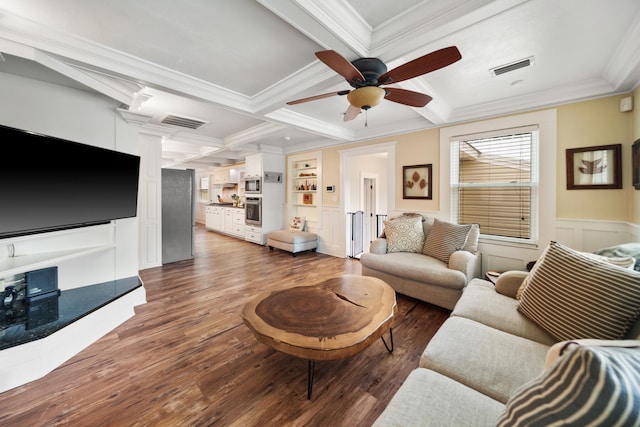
top-left (0, 245), bottom-right (115, 278)
top-left (0, 223), bottom-right (116, 278)
top-left (289, 154), bottom-right (321, 225)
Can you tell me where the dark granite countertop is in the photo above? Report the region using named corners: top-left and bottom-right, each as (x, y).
top-left (0, 276), bottom-right (141, 350)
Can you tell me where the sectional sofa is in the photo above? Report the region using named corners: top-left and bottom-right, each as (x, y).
top-left (372, 241), bottom-right (640, 426)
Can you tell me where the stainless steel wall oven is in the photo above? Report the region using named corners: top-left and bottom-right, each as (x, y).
top-left (245, 197), bottom-right (262, 226)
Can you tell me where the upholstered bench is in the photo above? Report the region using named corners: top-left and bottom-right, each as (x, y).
top-left (267, 230), bottom-right (318, 256)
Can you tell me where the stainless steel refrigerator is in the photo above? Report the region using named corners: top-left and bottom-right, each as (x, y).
top-left (162, 168), bottom-right (195, 264)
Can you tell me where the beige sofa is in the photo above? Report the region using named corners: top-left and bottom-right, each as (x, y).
top-left (373, 241), bottom-right (640, 426)
top-left (360, 215), bottom-right (481, 310)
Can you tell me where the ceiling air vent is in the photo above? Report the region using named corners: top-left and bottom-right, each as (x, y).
top-left (160, 113), bottom-right (208, 129)
top-left (490, 56), bottom-right (534, 76)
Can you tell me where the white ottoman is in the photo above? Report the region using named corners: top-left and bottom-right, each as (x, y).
top-left (267, 230), bottom-right (318, 256)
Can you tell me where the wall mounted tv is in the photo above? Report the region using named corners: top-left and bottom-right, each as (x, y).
top-left (0, 124), bottom-right (141, 239)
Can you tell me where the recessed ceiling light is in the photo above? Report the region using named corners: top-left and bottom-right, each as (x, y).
top-left (511, 80), bottom-right (524, 86)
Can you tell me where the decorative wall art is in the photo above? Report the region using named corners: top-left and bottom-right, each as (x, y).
top-left (566, 144), bottom-right (622, 190)
top-left (403, 164), bottom-right (432, 199)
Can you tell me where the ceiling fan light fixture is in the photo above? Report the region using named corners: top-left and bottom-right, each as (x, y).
top-left (347, 86), bottom-right (386, 110)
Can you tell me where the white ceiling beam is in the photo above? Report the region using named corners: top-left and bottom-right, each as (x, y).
top-left (293, 0), bottom-right (372, 57)
top-left (223, 122), bottom-right (289, 148)
top-left (370, 0), bottom-right (529, 61)
top-left (267, 108), bottom-right (355, 141)
top-left (257, 0), bottom-right (363, 57)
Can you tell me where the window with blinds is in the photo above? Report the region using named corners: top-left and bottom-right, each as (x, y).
top-left (451, 127), bottom-right (538, 242)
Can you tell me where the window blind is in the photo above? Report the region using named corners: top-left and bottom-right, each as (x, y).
top-left (451, 128), bottom-right (538, 242)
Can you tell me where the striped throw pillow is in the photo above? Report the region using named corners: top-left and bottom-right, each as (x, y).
top-left (422, 219), bottom-right (472, 263)
top-left (518, 241), bottom-right (640, 341)
top-left (497, 343), bottom-right (640, 426)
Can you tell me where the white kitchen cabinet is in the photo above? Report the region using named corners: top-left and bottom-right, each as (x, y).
top-left (212, 168), bottom-right (230, 185)
top-left (245, 225), bottom-right (264, 244)
top-left (207, 206), bottom-right (244, 238)
top-left (196, 203), bottom-right (206, 224)
top-left (224, 208), bottom-right (234, 234)
top-left (231, 209), bottom-right (245, 237)
top-left (205, 206), bottom-right (223, 231)
top-left (245, 153), bottom-right (262, 178)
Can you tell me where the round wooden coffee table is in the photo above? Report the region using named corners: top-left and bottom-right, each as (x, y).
top-left (242, 274), bottom-right (397, 399)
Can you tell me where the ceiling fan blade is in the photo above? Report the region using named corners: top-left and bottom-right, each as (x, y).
top-left (287, 90), bottom-right (350, 105)
top-left (343, 104), bottom-right (360, 122)
top-left (316, 50), bottom-right (365, 86)
top-left (378, 46), bottom-right (462, 85)
top-left (384, 88), bottom-right (432, 107)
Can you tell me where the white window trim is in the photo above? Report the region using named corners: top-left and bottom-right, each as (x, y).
top-left (451, 127), bottom-right (539, 244)
top-left (440, 110), bottom-right (557, 249)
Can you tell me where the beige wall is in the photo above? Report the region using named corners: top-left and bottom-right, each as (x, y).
top-left (289, 93), bottom-right (639, 224)
top-left (556, 95), bottom-right (634, 221)
top-left (318, 129), bottom-right (440, 211)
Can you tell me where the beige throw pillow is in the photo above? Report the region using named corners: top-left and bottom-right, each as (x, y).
top-left (384, 215), bottom-right (425, 253)
top-left (290, 216), bottom-right (305, 231)
top-left (422, 218), bottom-right (472, 263)
top-left (518, 241), bottom-right (640, 341)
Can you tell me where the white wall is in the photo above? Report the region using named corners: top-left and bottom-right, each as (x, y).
top-left (0, 71), bottom-right (140, 284)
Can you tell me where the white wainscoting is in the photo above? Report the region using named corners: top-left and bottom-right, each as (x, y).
top-left (480, 219), bottom-right (640, 274)
top-left (291, 202), bottom-right (640, 274)
top-left (317, 206), bottom-right (345, 258)
top-left (555, 219), bottom-right (640, 252)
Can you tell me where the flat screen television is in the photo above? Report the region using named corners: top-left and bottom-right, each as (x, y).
top-left (0, 124), bottom-right (140, 239)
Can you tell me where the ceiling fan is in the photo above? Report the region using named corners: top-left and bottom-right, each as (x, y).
top-left (287, 46), bottom-right (462, 122)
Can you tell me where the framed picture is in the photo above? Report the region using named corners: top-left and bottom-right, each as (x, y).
top-left (566, 144), bottom-right (622, 190)
top-left (403, 164), bottom-right (432, 199)
top-left (633, 139), bottom-right (640, 190)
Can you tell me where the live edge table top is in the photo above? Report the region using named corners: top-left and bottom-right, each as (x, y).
top-left (242, 275), bottom-right (397, 362)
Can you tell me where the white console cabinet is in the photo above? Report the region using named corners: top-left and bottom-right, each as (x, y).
top-left (0, 222), bottom-right (146, 393)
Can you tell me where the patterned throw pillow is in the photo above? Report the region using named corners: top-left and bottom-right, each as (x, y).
top-left (290, 216), bottom-right (305, 231)
top-left (422, 218), bottom-right (472, 263)
top-left (384, 215), bottom-right (425, 253)
top-left (518, 241), bottom-right (640, 341)
top-left (497, 343), bottom-right (640, 426)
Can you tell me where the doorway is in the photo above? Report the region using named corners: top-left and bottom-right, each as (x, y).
top-left (339, 142), bottom-right (395, 257)
top-left (363, 177), bottom-right (376, 249)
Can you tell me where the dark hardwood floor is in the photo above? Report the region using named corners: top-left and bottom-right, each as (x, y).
top-left (0, 225), bottom-right (450, 426)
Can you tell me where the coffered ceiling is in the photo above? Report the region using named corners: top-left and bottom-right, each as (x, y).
top-left (1, 0), bottom-right (639, 169)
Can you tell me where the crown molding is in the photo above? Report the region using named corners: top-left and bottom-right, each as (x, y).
top-left (450, 77), bottom-right (618, 124)
top-left (117, 108), bottom-right (153, 126)
top-left (603, 11), bottom-right (640, 91)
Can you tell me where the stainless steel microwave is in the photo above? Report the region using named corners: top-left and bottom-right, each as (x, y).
top-left (245, 177), bottom-right (261, 194)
